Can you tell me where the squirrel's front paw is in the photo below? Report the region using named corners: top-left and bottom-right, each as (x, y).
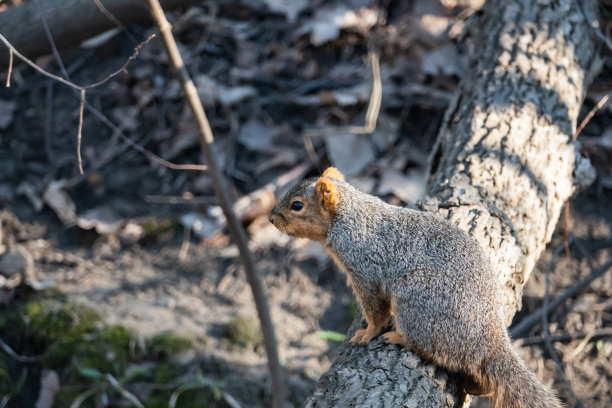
top-left (351, 328), bottom-right (376, 344)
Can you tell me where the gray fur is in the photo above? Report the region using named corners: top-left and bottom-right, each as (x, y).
top-left (274, 176), bottom-right (562, 408)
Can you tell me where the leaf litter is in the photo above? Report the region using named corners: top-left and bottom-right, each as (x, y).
top-left (0, 0), bottom-right (611, 406)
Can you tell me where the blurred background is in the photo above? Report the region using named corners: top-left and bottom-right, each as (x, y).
top-left (0, 0), bottom-right (611, 406)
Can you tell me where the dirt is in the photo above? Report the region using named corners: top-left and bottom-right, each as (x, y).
top-left (1, 0), bottom-right (612, 407)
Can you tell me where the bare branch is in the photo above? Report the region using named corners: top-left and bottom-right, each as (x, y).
top-left (145, 1), bottom-right (287, 407)
top-left (5, 48), bottom-right (12, 87)
top-left (0, 33), bottom-right (82, 91)
top-left (511, 258), bottom-right (612, 338)
top-left (542, 243), bottom-right (583, 407)
top-left (91, 0), bottom-right (139, 46)
top-left (573, 93), bottom-right (610, 140)
top-left (77, 89), bottom-right (86, 174)
top-left (0, 31), bottom-right (206, 172)
top-left (83, 34), bottom-right (156, 89)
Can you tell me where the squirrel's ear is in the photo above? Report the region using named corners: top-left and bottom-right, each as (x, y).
top-left (315, 178), bottom-right (339, 215)
top-left (321, 167), bottom-right (345, 181)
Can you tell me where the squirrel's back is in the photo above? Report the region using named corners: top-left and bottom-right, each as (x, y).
top-left (269, 168), bottom-right (562, 408)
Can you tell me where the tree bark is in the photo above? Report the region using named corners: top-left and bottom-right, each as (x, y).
top-left (306, 0), bottom-right (597, 406)
top-left (0, 0), bottom-right (202, 70)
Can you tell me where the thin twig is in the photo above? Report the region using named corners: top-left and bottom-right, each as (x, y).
top-left (77, 89), bottom-right (86, 174)
top-left (514, 327), bottom-right (612, 347)
top-left (302, 51), bottom-right (382, 166)
top-left (91, 0), bottom-right (139, 46)
top-left (145, 2), bottom-right (286, 407)
top-left (104, 374), bottom-right (144, 408)
top-left (179, 226), bottom-right (191, 260)
top-left (33, 0), bottom-right (70, 76)
top-left (349, 51), bottom-right (382, 134)
top-left (144, 195), bottom-right (216, 204)
top-left (0, 337), bottom-right (45, 363)
top-left (83, 34), bottom-right (156, 89)
top-left (5, 48), bottom-right (12, 87)
top-left (573, 93), bottom-right (610, 140)
top-left (511, 257), bottom-right (612, 337)
top-left (0, 31), bottom-right (206, 171)
top-left (566, 327), bottom-right (612, 361)
top-left (541, 243), bottom-right (583, 407)
top-left (83, 100), bottom-right (207, 171)
top-left (32, 0), bottom-right (191, 173)
top-left (69, 388), bottom-right (98, 408)
top-left (577, 0), bottom-right (612, 52)
top-left (0, 33), bottom-right (81, 91)
top-left (44, 82), bottom-right (55, 166)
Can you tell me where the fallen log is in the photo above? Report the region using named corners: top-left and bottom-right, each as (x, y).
top-left (306, 0), bottom-right (597, 406)
top-left (0, 0), bottom-right (201, 70)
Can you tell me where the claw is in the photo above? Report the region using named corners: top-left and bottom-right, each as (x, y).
top-left (351, 328), bottom-right (376, 344)
top-left (381, 330), bottom-right (407, 346)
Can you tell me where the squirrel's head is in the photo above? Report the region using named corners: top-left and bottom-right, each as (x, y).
top-left (269, 167), bottom-right (345, 242)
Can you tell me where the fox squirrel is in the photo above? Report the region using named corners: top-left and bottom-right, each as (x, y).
top-left (269, 167), bottom-right (561, 408)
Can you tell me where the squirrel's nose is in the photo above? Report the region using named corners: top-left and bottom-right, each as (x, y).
top-left (269, 214), bottom-right (275, 225)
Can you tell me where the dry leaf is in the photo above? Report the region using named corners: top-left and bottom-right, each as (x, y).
top-left (238, 120), bottom-right (274, 153)
top-left (35, 370), bottom-right (60, 408)
top-left (233, 186), bottom-right (276, 222)
top-left (325, 132), bottom-right (375, 178)
top-left (119, 222), bottom-right (144, 245)
top-left (77, 206), bottom-right (122, 235)
top-left (0, 246), bottom-right (32, 278)
top-left (305, 7), bottom-right (377, 45)
top-left (181, 209), bottom-right (226, 238)
top-left (17, 181), bottom-right (44, 211)
top-left (263, 0), bottom-right (308, 21)
top-left (195, 74), bottom-right (220, 107)
top-left (43, 180), bottom-right (77, 225)
top-left (422, 44), bottom-right (465, 77)
top-left (306, 5), bottom-right (350, 46)
top-left (248, 215), bottom-right (291, 251)
top-left (377, 170), bottom-right (426, 203)
top-left (218, 85), bottom-right (257, 106)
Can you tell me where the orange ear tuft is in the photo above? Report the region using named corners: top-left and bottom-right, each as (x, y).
top-left (315, 178), bottom-right (339, 215)
top-left (321, 167), bottom-right (345, 181)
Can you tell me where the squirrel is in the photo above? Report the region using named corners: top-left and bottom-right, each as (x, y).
top-left (269, 167), bottom-right (561, 408)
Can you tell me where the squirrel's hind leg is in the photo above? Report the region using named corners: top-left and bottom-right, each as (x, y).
top-left (381, 330), bottom-right (408, 346)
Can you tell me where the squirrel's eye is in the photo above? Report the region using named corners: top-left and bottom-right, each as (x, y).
top-left (290, 201), bottom-right (304, 211)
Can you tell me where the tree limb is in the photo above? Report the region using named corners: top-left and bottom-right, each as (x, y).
top-left (144, 1), bottom-right (287, 407)
top-left (0, 0), bottom-right (201, 70)
top-left (306, 0), bottom-right (597, 406)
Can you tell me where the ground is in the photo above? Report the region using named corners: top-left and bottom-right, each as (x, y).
top-left (1, 0), bottom-right (612, 407)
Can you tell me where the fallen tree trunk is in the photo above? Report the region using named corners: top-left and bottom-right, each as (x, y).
top-left (0, 0), bottom-right (202, 70)
top-left (306, 0), bottom-right (597, 406)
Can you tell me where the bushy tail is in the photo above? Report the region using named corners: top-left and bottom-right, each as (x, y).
top-left (484, 345), bottom-right (562, 408)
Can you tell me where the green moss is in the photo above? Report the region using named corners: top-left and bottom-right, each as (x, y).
top-left (20, 300), bottom-right (99, 342)
top-left (144, 393), bottom-right (169, 408)
top-left (153, 362), bottom-right (181, 384)
top-left (139, 217), bottom-right (177, 242)
top-left (220, 316), bottom-right (262, 348)
top-left (0, 295), bottom-right (246, 408)
top-left (150, 331), bottom-right (194, 356)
